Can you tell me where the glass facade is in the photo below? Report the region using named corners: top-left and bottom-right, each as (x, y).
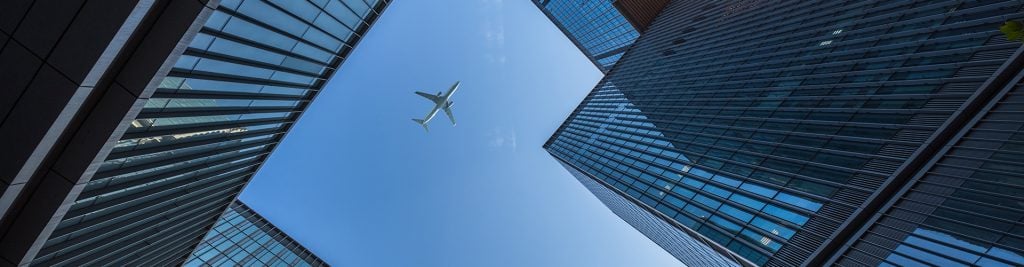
top-left (838, 69), bottom-right (1024, 266)
top-left (545, 0), bottom-right (1024, 266)
top-left (532, 0), bottom-right (640, 71)
top-left (556, 158), bottom-right (743, 266)
top-left (184, 201), bottom-right (327, 267)
top-left (28, 0), bottom-right (388, 265)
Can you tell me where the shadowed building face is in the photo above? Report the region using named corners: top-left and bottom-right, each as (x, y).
top-left (546, 0), bottom-right (1024, 266)
top-left (0, 0), bottom-right (389, 265)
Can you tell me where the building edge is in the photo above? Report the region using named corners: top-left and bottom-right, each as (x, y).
top-left (547, 152), bottom-right (753, 267)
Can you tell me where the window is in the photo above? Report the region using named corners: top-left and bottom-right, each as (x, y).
top-left (740, 182), bottom-right (778, 198)
top-left (729, 193), bottom-right (766, 210)
top-left (774, 192), bottom-right (822, 211)
top-left (750, 217), bottom-right (795, 239)
top-left (787, 179), bottom-right (837, 197)
top-left (671, 184), bottom-right (695, 198)
top-left (719, 204), bottom-right (754, 222)
top-left (710, 215), bottom-right (742, 234)
top-left (665, 195), bottom-right (686, 208)
top-left (683, 204), bottom-right (711, 219)
top-left (764, 205), bottom-right (809, 225)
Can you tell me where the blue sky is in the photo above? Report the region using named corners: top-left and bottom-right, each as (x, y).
top-left (240, 0), bottom-right (683, 266)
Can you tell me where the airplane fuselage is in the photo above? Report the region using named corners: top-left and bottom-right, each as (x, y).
top-left (421, 92), bottom-right (454, 122)
top-left (417, 82), bottom-right (459, 125)
top-left (422, 105), bottom-right (441, 123)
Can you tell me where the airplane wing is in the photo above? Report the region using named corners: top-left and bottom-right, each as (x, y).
top-left (415, 91), bottom-right (443, 104)
top-left (443, 106), bottom-right (456, 126)
top-left (446, 81), bottom-right (460, 96)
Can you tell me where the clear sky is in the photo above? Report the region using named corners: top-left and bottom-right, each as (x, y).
top-left (239, 0), bottom-right (684, 266)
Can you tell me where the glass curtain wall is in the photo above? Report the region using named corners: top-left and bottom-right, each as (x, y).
top-left (28, 0), bottom-right (387, 265)
top-left (184, 201), bottom-right (328, 267)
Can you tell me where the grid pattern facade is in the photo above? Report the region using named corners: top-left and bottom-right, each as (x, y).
top-left (185, 201), bottom-right (328, 267)
top-left (28, 0), bottom-right (388, 265)
top-left (555, 157), bottom-right (742, 266)
top-left (545, 0), bottom-right (1024, 266)
top-left (837, 62), bottom-right (1024, 266)
top-left (532, 0), bottom-right (640, 71)
top-left (0, 1), bottom-right (215, 264)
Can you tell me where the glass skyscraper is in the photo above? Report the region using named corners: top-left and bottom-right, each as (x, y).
top-left (837, 61), bottom-right (1024, 266)
top-left (546, 0), bottom-right (1024, 266)
top-left (0, 1), bottom-right (216, 264)
top-left (531, 0), bottom-right (644, 71)
top-left (0, 0), bottom-right (389, 265)
top-left (184, 200), bottom-right (327, 267)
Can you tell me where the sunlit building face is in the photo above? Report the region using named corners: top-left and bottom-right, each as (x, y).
top-left (184, 201), bottom-right (328, 267)
top-left (531, 0), bottom-right (641, 72)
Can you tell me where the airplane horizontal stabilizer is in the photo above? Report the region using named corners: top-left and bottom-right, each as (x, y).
top-left (412, 119), bottom-right (429, 132)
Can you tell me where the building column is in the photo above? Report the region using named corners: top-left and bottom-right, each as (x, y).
top-left (0, 0), bottom-right (217, 265)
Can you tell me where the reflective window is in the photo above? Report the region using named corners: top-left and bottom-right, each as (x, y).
top-left (535, 0), bottom-right (639, 71)
top-left (543, 1), bottom-right (1024, 266)
top-left (185, 202), bottom-right (326, 266)
top-left (35, 0), bottom-right (385, 264)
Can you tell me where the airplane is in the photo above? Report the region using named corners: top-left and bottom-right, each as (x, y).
top-left (412, 81), bottom-right (460, 132)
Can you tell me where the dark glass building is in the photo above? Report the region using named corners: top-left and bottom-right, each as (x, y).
top-left (0, 1), bottom-right (218, 265)
top-left (1, 0), bottom-right (388, 265)
top-left (184, 200), bottom-right (327, 267)
top-left (531, 0), bottom-right (666, 71)
top-left (545, 0), bottom-right (1024, 266)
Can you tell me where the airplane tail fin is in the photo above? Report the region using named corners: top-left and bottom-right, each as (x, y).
top-left (412, 119), bottom-right (429, 132)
